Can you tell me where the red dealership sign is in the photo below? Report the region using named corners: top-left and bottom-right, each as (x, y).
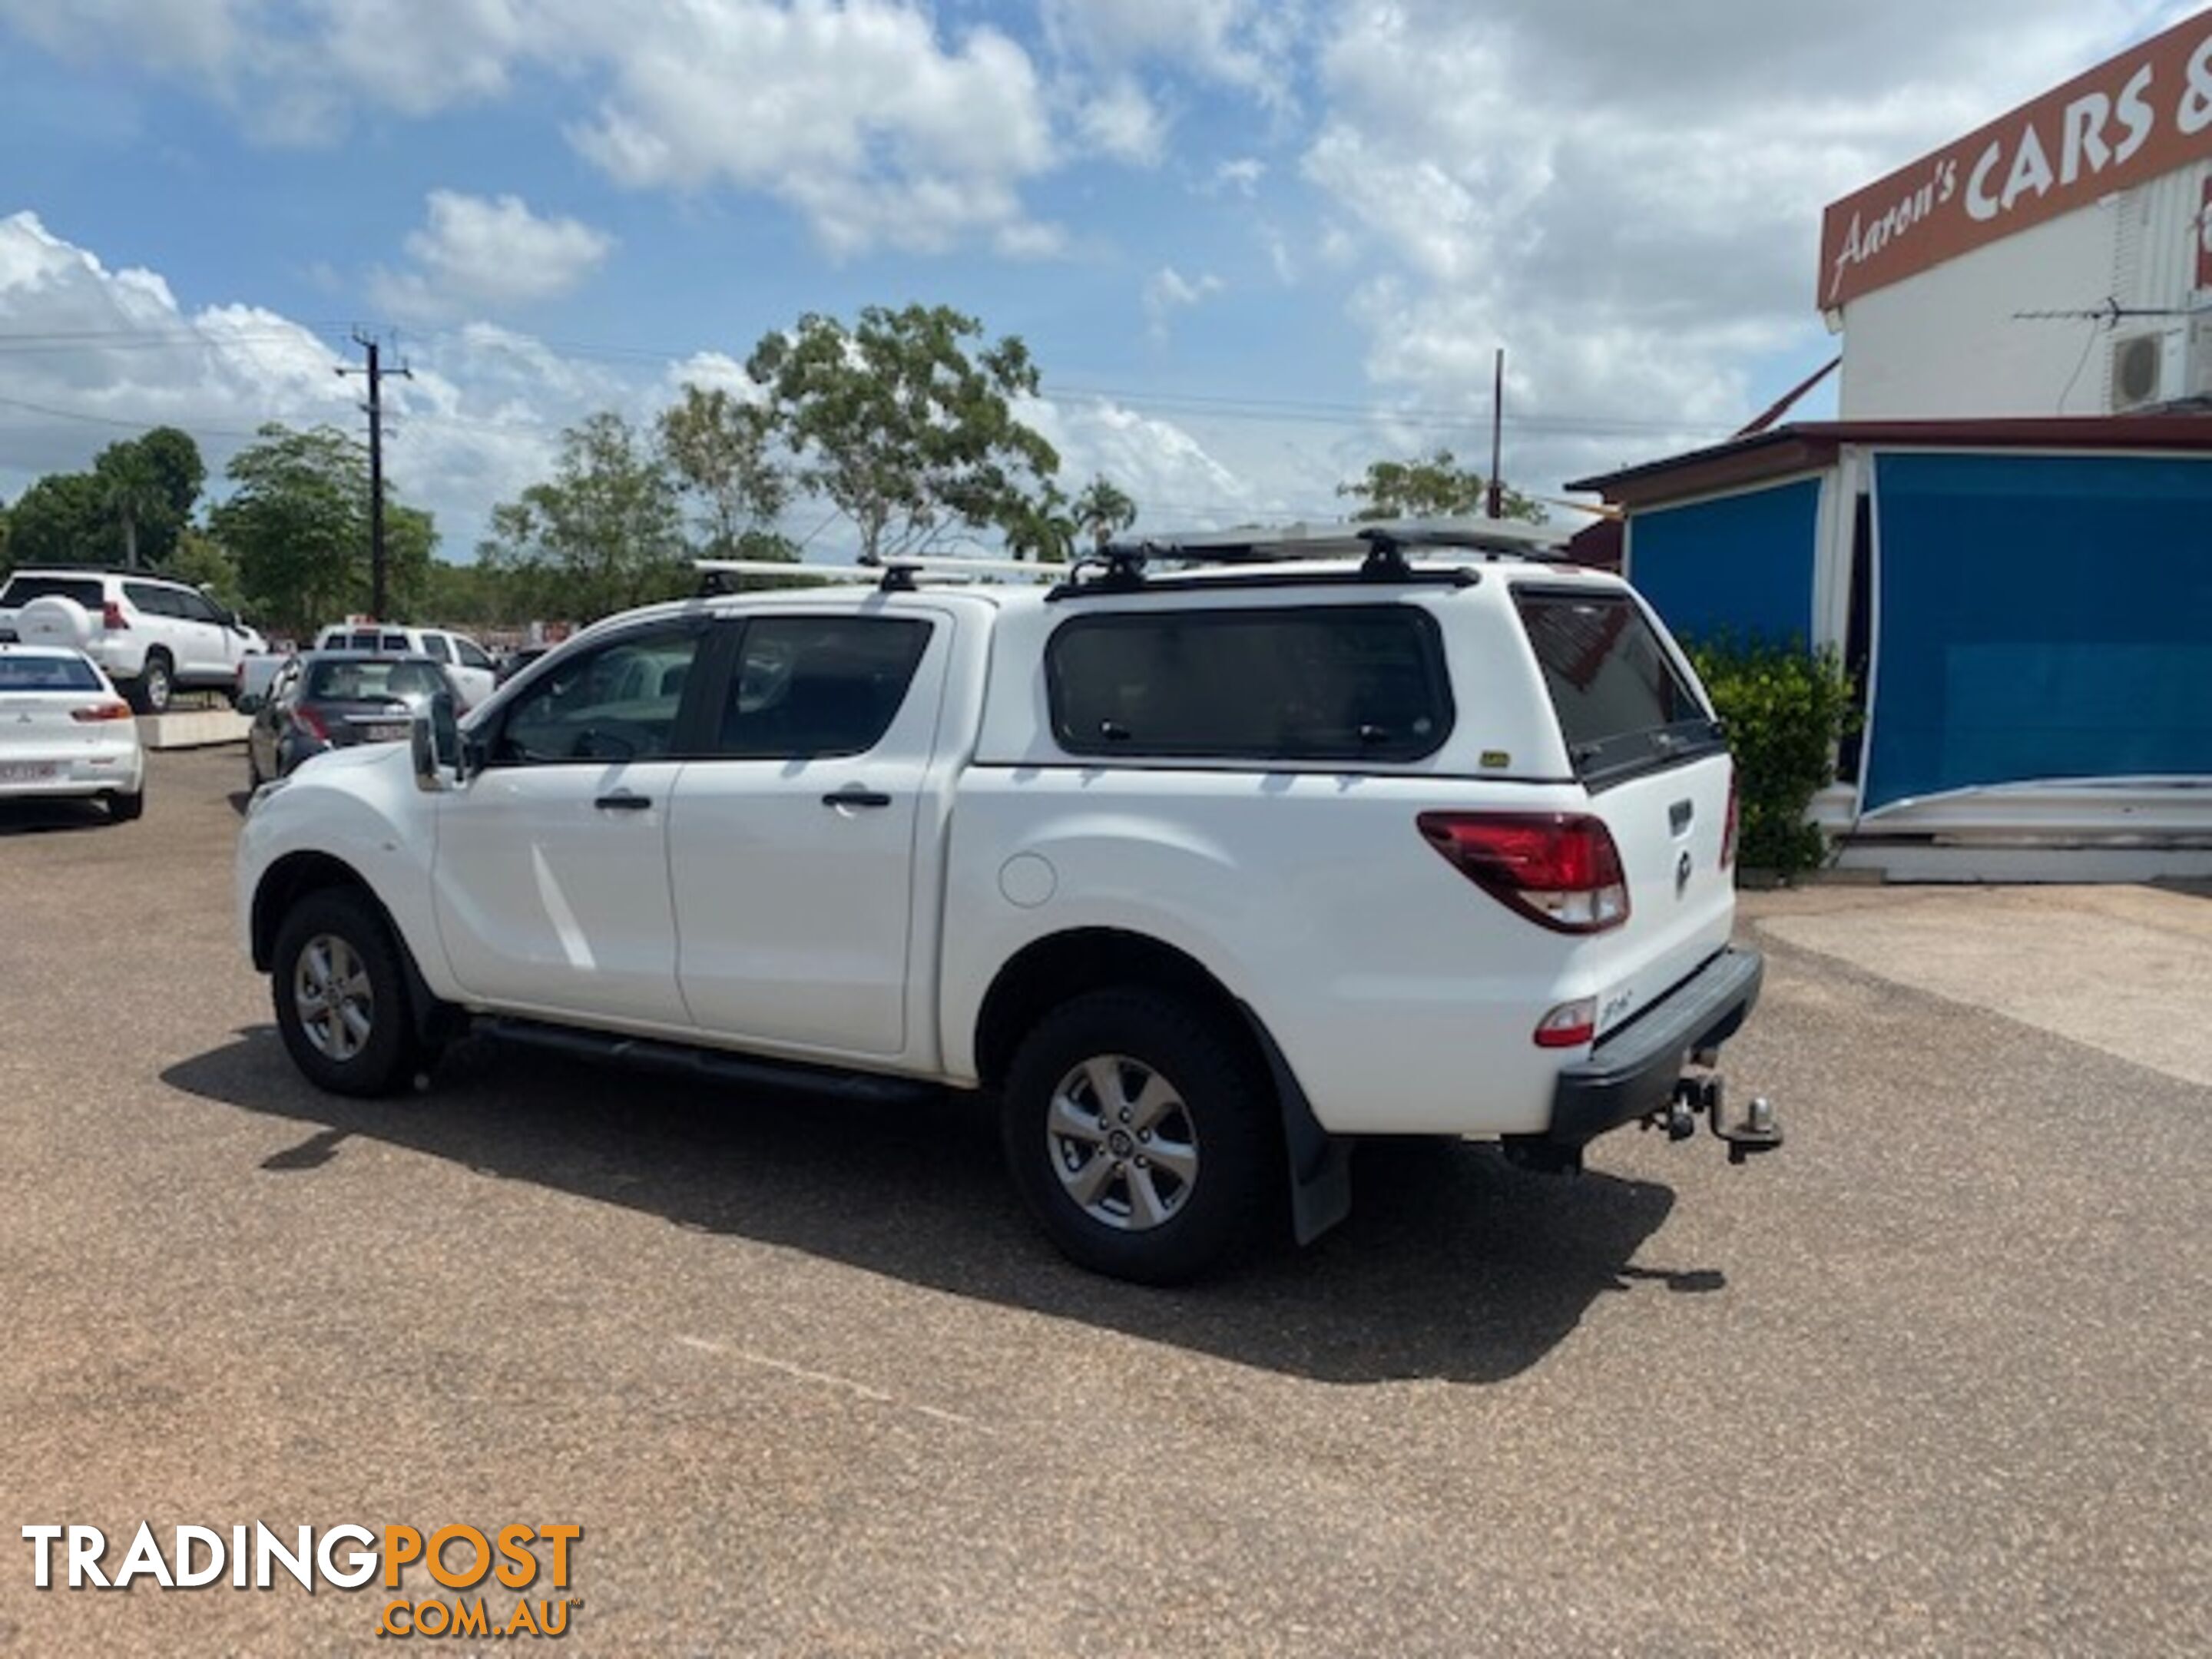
top-left (1820, 12), bottom-right (2212, 310)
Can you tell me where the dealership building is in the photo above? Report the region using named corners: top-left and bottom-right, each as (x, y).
top-left (1575, 11), bottom-right (2212, 878)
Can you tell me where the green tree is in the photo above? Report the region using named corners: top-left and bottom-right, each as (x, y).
top-left (1071, 475), bottom-right (1137, 549)
top-left (747, 303), bottom-right (1060, 564)
top-left (94, 427), bottom-right (204, 569)
top-left (658, 383), bottom-right (792, 558)
top-left (0, 498), bottom-right (12, 581)
top-left (1337, 449), bottom-right (1545, 525)
top-left (1002, 481), bottom-right (1078, 563)
top-left (5, 472), bottom-right (108, 567)
top-left (211, 423), bottom-right (438, 636)
top-left (166, 528), bottom-right (243, 614)
top-left (479, 411), bottom-right (689, 621)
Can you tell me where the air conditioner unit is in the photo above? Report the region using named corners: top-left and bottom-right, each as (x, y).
top-left (2189, 315), bottom-right (2212, 400)
top-left (2108, 331), bottom-right (2179, 411)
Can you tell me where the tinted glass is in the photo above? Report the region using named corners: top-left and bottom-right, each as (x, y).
top-left (419, 634), bottom-right (453, 663)
top-left (497, 629), bottom-right (701, 763)
top-left (1513, 588), bottom-right (1720, 780)
top-left (175, 591), bottom-right (224, 624)
top-left (714, 617), bottom-right (932, 759)
top-left (0, 656), bottom-right (102, 691)
top-left (304, 659), bottom-right (449, 701)
top-left (124, 583), bottom-right (180, 617)
top-left (1047, 605), bottom-right (1452, 763)
top-left (0, 576), bottom-right (103, 609)
top-left (455, 638), bottom-right (494, 670)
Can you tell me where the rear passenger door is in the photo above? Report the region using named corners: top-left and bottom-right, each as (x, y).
top-left (667, 610), bottom-right (949, 1059)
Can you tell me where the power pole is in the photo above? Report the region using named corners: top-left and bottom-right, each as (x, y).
top-left (1486, 346), bottom-right (1505, 520)
top-left (338, 331), bottom-right (412, 618)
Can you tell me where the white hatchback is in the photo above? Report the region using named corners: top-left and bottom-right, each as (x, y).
top-left (0, 644), bottom-right (147, 820)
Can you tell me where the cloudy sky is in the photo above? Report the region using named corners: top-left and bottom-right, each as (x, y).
top-left (0, 0), bottom-right (2201, 558)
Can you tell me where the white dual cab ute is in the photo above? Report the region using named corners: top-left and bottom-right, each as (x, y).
top-left (236, 521), bottom-right (1779, 1283)
top-left (0, 568), bottom-right (264, 714)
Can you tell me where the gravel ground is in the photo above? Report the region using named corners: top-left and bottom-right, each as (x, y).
top-left (1, 747), bottom-right (2206, 1656)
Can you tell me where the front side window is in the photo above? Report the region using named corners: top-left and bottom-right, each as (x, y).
top-left (419, 634), bottom-right (453, 664)
top-left (455, 637), bottom-right (494, 671)
top-left (1047, 604), bottom-right (1453, 763)
top-left (495, 628), bottom-right (703, 764)
top-left (714, 616), bottom-right (932, 759)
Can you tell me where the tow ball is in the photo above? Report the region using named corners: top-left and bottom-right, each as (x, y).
top-left (1645, 1071), bottom-right (1782, 1165)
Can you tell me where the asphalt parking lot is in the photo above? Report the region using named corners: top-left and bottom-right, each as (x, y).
top-left (2, 747), bottom-right (2207, 1656)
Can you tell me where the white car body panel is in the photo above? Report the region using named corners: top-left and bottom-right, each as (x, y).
top-left (0, 646), bottom-right (145, 801)
top-left (240, 564), bottom-right (1740, 1140)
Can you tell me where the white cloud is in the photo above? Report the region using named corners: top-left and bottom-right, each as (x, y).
top-left (1075, 75), bottom-right (1168, 166)
top-left (1042, 0), bottom-right (1300, 106)
top-left (1142, 265), bottom-right (1225, 340)
top-left (368, 190), bottom-right (614, 323)
top-left (1210, 157), bottom-right (1267, 197)
top-left (1299, 0), bottom-right (2180, 494)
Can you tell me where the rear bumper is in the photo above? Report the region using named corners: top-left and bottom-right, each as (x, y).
top-left (1544, 948), bottom-right (1763, 1146)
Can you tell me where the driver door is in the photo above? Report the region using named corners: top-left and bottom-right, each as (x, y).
top-left (431, 620), bottom-right (709, 1028)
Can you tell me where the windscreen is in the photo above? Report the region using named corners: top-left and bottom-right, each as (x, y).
top-left (305, 659), bottom-right (447, 702)
top-left (1514, 588), bottom-right (1720, 782)
top-left (0, 656), bottom-right (102, 692)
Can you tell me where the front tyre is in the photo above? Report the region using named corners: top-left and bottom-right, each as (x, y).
top-left (270, 890), bottom-right (422, 1098)
top-left (1001, 989), bottom-right (1273, 1284)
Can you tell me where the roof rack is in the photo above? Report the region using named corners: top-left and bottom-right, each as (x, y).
top-left (694, 554), bottom-right (1058, 595)
top-left (1048, 515), bottom-right (1571, 600)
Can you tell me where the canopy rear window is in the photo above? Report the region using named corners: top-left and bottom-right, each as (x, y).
top-left (1514, 588), bottom-right (1720, 783)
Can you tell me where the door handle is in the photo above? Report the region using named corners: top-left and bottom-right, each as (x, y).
top-left (594, 792), bottom-right (653, 812)
top-left (821, 787), bottom-right (893, 810)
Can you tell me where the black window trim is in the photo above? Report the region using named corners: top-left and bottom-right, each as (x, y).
top-left (1044, 601), bottom-right (1457, 766)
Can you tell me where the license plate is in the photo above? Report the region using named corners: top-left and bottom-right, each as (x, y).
top-left (0, 760), bottom-right (59, 782)
top-left (360, 724), bottom-right (407, 743)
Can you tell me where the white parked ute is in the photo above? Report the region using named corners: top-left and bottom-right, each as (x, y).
top-left (237, 523), bottom-right (1779, 1283)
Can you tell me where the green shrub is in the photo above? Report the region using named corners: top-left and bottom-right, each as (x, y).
top-left (1684, 637), bottom-right (1859, 878)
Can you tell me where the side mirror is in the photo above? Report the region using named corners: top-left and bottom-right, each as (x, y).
top-left (237, 693), bottom-right (264, 716)
top-left (412, 690), bottom-right (465, 793)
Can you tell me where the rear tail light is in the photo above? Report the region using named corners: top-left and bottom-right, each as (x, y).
top-left (101, 600), bottom-right (128, 631)
top-left (71, 700), bottom-right (134, 723)
top-left (1720, 768), bottom-right (1740, 869)
top-left (291, 706), bottom-right (329, 742)
top-left (1416, 811), bottom-right (1631, 933)
top-left (1533, 998), bottom-right (1598, 1048)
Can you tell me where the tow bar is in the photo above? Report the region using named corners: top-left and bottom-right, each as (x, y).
top-left (1645, 1061), bottom-right (1782, 1165)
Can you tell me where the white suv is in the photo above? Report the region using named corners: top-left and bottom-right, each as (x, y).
top-left (237, 525), bottom-right (1778, 1283)
top-left (0, 568), bottom-right (265, 714)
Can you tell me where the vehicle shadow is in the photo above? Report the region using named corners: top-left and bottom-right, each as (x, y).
top-left (0, 798), bottom-right (115, 836)
top-left (162, 1028), bottom-right (1713, 1386)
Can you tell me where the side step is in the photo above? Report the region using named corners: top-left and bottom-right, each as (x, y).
top-left (477, 1018), bottom-right (942, 1106)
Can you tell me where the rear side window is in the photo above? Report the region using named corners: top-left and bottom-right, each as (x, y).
top-left (715, 616), bottom-right (932, 759)
top-left (1047, 605), bottom-right (1452, 763)
top-left (0, 656), bottom-right (101, 691)
top-left (1514, 588), bottom-right (1721, 783)
top-left (1, 576), bottom-right (104, 610)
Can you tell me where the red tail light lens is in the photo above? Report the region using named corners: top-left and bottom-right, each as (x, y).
top-left (291, 706), bottom-right (329, 742)
top-left (71, 700), bottom-right (134, 723)
top-left (1720, 768), bottom-right (1740, 869)
top-left (101, 600), bottom-right (128, 631)
top-left (1533, 998), bottom-right (1598, 1048)
top-left (1416, 811), bottom-right (1631, 933)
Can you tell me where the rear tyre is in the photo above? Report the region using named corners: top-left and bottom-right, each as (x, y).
top-left (270, 889), bottom-right (422, 1098)
top-left (1001, 988), bottom-right (1274, 1284)
top-left (130, 651), bottom-right (174, 716)
top-left (107, 789), bottom-right (144, 823)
